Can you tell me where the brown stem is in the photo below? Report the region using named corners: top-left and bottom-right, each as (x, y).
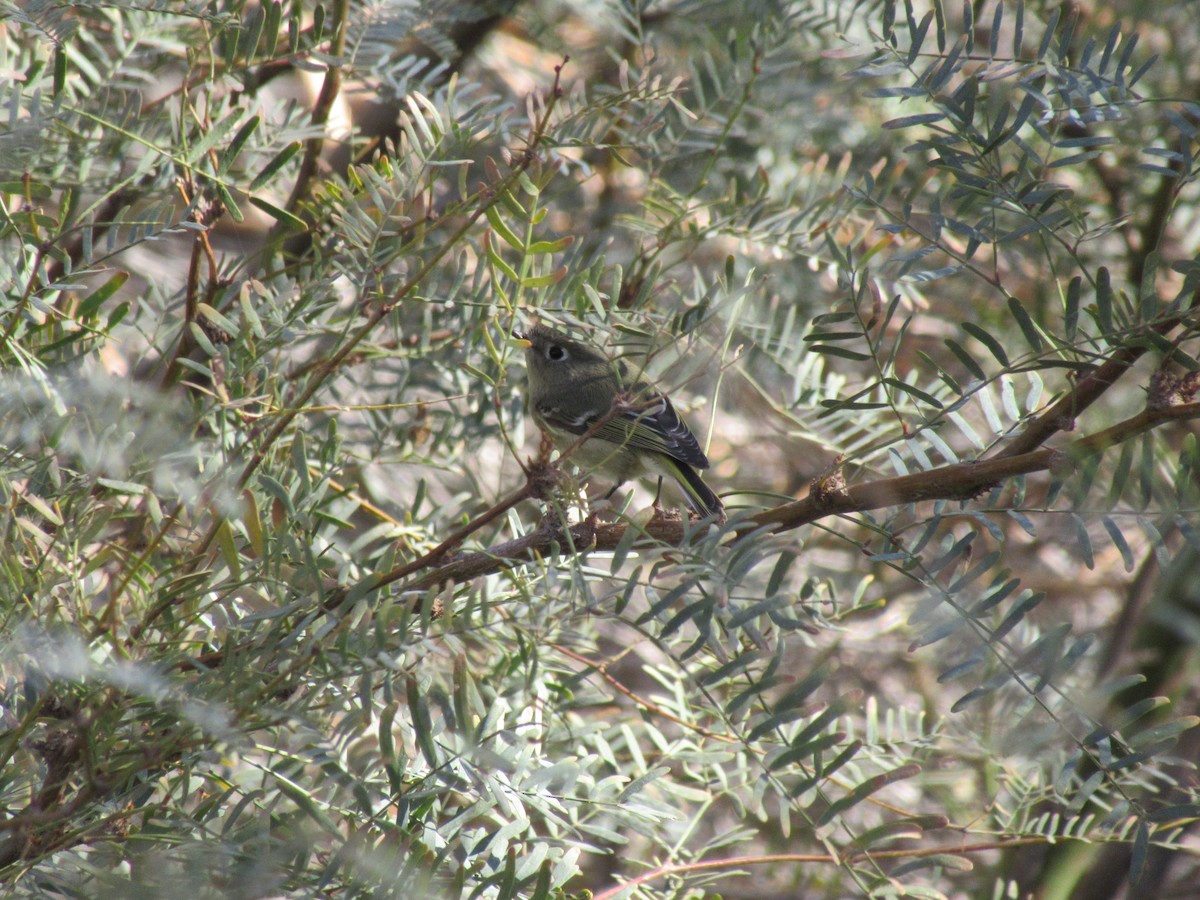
top-left (264, 0), bottom-right (350, 254)
top-left (364, 482), bottom-right (535, 594)
top-left (589, 837), bottom-right (1076, 900)
top-left (173, 383), bottom-right (1200, 676)
top-left (404, 402), bottom-right (1200, 592)
top-left (159, 213), bottom-right (207, 388)
top-left (994, 307), bottom-right (1196, 460)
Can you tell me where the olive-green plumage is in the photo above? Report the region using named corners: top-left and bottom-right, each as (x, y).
top-left (517, 323), bottom-right (723, 518)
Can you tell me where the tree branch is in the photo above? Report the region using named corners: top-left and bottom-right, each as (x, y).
top-left (994, 308), bottom-right (1197, 460)
top-left (399, 401), bottom-right (1200, 592)
top-left (589, 836), bottom-right (1091, 900)
top-left (175, 360), bottom-right (1200, 676)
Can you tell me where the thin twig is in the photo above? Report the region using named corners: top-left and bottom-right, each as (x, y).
top-left (589, 836), bottom-right (1086, 900)
top-left (550, 642), bottom-right (737, 742)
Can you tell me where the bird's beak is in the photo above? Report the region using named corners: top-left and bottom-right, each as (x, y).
top-left (511, 328), bottom-right (532, 349)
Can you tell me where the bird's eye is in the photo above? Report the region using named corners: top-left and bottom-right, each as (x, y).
top-left (547, 345), bottom-right (567, 361)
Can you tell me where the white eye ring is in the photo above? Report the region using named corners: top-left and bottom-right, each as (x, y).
top-left (547, 345), bottom-right (567, 361)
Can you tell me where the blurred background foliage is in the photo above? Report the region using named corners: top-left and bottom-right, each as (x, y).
top-left (2, 0), bottom-right (1200, 896)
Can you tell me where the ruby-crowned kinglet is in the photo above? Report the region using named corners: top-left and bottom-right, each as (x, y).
top-left (515, 322), bottom-right (724, 519)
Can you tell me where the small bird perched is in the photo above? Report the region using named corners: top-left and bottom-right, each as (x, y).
top-left (515, 322), bottom-right (724, 519)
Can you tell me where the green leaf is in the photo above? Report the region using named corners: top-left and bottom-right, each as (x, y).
top-left (817, 764), bottom-right (921, 826)
top-left (198, 302), bottom-right (238, 336)
top-left (700, 649), bottom-right (766, 687)
top-left (616, 766), bottom-right (670, 803)
top-left (952, 667), bottom-right (1015, 712)
top-left (1007, 297), bottom-right (1044, 351)
top-left (485, 232), bottom-right (521, 282)
top-left (219, 115), bottom-right (261, 175)
top-left (76, 271), bottom-right (129, 319)
top-left (249, 141), bottom-right (303, 191)
top-left (962, 322), bottom-right (1010, 366)
top-left (819, 399), bottom-right (888, 411)
top-left (269, 768), bottom-right (341, 835)
top-left (883, 113), bottom-right (947, 130)
top-left (188, 321), bottom-right (216, 356)
top-left (1128, 717), bottom-right (1200, 750)
top-left (883, 378), bottom-right (944, 409)
top-left (810, 344), bottom-right (871, 361)
top-left (247, 194), bottom-right (304, 230)
top-left (521, 267), bottom-right (567, 288)
top-left (943, 338), bottom-right (986, 380)
top-left (991, 591), bottom-right (1045, 643)
top-left (19, 488), bottom-right (62, 526)
top-left (527, 236), bottom-right (574, 254)
top-left (215, 519), bottom-right (242, 578)
top-left (1130, 819), bottom-right (1149, 886)
top-left (406, 676), bottom-right (440, 769)
top-left (1102, 516), bottom-right (1134, 572)
top-left (53, 44), bottom-right (66, 96)
top-left (1072, 515), bottom-right (1094, 568)
top-left (0, 180), bottom-right (53, 200)
top-left (1146, 803), bottom-right (1200, 825)
top-left (727, 595), bottom-right (793, 629)
top-left (849, 818), bottom-right (929, 849)
top-left (772, 662), bottom-right (832, 716)
top-left (766, 551), bottom-right (796, 597)
top-left (187, 114), bottom-right (246, 166)
top-left (792, 738), bottom-right (862, 798)
top-left (891, 853), bottom-right (973, 877)
top-left (1096, 266), bottom-right (1114, 335)
top-left (485, 202), bottom-right (525, 250)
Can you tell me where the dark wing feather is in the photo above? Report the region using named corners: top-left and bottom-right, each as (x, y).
top-left (594, 393), bottom-right (710, 469)
top-left (662, 455), bottom-right (723, 516)
top-left (537, 388), bottom-right (710, 470)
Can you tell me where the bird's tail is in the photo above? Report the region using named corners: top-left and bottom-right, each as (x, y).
top-left (667, 459), bottom-right (725, 520)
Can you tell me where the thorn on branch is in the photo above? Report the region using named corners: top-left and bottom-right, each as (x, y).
top-left (809, 456), bottom-right (848, 508)
top-left (1149, 368), bottom-right (1200, 410)
top-left (525, 454), bottom-right (565, 502)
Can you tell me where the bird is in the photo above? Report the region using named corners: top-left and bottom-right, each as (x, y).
top-left (514, 322), bottom-right (724, 519)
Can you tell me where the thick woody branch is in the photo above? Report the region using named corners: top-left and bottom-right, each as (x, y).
top-left (321, 389), bottom-right (639, 609)
top-left (400, 401), bottom-right (1200, 592)
top-left (995, 309), bottom-right (1196, 459)
top-left (177, 380), bottom-right (1200, 676)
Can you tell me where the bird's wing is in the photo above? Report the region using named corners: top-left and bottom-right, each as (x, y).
top-left (534, 402), bottom-right (604, 436)
top-left (543, 394), bottom-right (709, 469)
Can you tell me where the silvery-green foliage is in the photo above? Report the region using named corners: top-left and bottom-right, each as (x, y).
top-left (1, 1), bottom-right (1199, 897)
